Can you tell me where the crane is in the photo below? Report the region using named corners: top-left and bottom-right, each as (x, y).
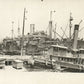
top-left (61, 27), bottom-right (68, 38)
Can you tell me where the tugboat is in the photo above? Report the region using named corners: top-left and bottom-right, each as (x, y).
top-left (49, 24), bottom-right (84, 72)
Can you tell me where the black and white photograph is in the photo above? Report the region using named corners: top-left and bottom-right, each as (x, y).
top-left (0, 0), bottom-right (84, 73)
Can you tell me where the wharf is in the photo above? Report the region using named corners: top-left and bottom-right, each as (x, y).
top-left (0, 55), bottom-right (55, 72)
top-left (0, 55), bottom-right (32, 61)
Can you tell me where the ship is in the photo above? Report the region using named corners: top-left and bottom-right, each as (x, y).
top-left (26, 13), bottom-right (84, 72)
top-left (47, 15), bottom-right (84, 72)
top-left (2, 37), bottom-right (21, 55)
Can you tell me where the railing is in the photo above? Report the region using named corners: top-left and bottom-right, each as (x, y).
top-left (51, 55), bottom-right (84, 70)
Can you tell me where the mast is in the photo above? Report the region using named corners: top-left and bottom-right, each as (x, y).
top-left (54, 23), bottom-right (56, 39)
top-left (21, 8), bottom-right (26, 56)
top-left (12, 21), bottom-right (14, 40)
top-left (18, 21), bottom-right (20, 37)
top-left (69, 12), bottom-right (73, 39)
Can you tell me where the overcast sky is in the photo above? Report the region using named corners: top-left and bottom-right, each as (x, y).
top-left (0, 0), bottom-right (84, 41)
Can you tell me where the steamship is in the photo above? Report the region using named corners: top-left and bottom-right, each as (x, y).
top-left (27, 24), bottom-right (84, 72)
top-left (48, 24), bottom-right (84, 72)
top-left (27, 13), bottom-right (84, 72)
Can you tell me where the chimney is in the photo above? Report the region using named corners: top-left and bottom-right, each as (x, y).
top-left (49, 21), bottom-right (52, 39)
top-left (30, 24), bottom-right (35, 35)
top-left (73, 24), bottom-right (79, 50)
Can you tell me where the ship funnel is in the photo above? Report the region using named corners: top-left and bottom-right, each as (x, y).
top-left (49, 21), bottom-right (52, 39)
top-left (73, 24), bottom-right (79, 50)
top-left (30, 24), bottom-right (35, 35)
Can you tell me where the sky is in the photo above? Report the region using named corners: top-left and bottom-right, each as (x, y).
top-left (0, 0), bottom-right (84, 41)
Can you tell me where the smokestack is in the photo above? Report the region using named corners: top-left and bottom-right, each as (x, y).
top-left (30, 24), bottom-right (35, 35)
top-left (49, 21), bottom-right (52, 39)
top-left (73, 24), bottom-right (79, 50)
